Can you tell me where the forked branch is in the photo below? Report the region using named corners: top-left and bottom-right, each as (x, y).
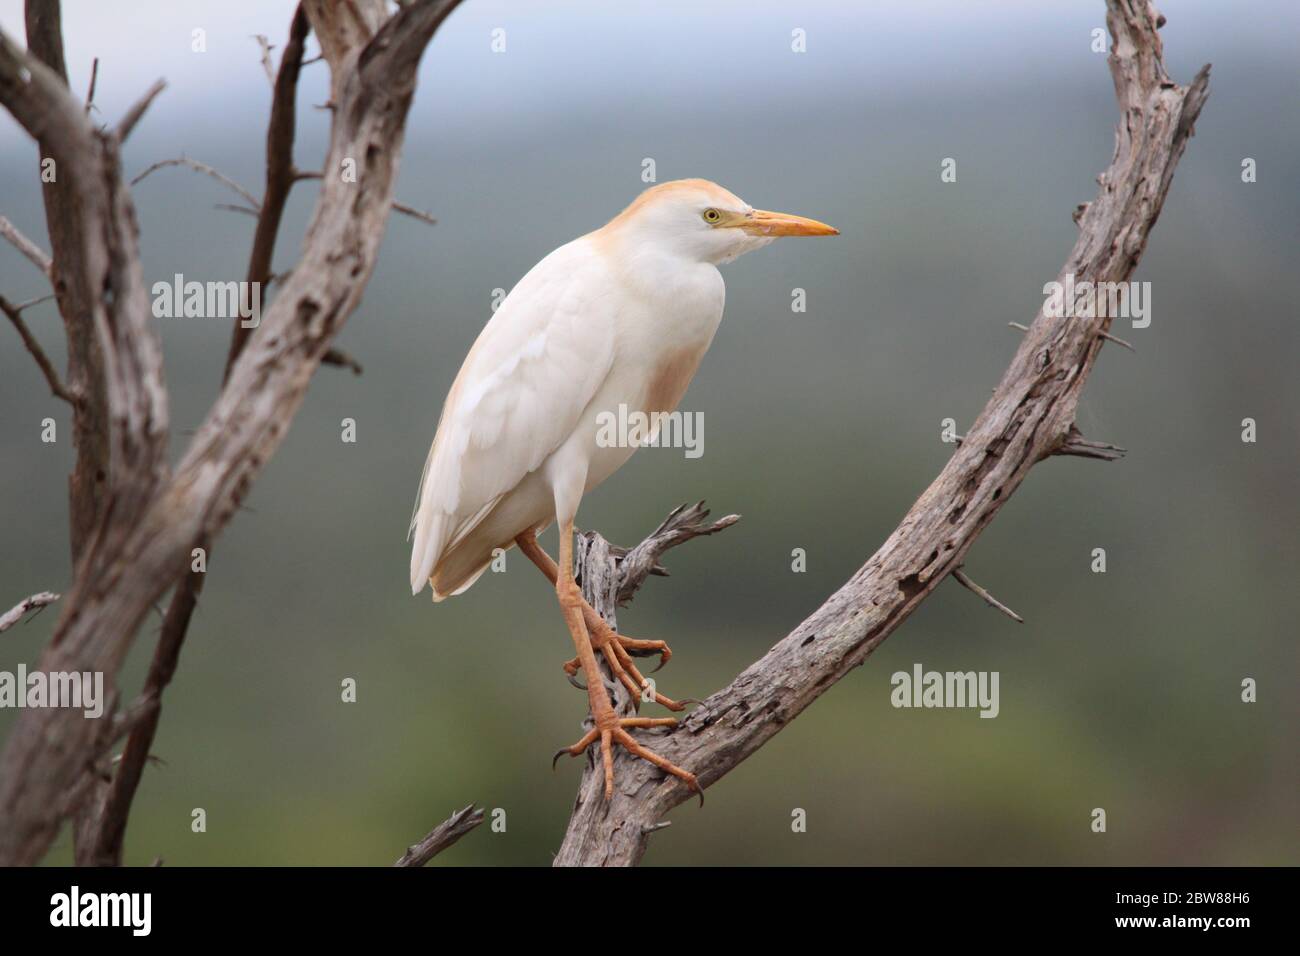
top-left (0, 0), bottom-right (466, 867)
top-left (556, 0), bottom-right (1210, 866)
top-left (393, 804), bottom-right (485, 867)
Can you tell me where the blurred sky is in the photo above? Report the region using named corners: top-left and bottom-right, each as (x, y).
top-left (0, 1), bottom-right (1297, 866)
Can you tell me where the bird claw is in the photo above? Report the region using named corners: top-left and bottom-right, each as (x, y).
top-left (620, 636), bottom-right (672, 672)
top-left (553, 718), bottom-right (701, 803)
top-left (563, 635), bottom-right (684, 710)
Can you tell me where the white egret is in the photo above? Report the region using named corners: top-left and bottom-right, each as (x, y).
top-left (410, 179), bottom-right (838, 798)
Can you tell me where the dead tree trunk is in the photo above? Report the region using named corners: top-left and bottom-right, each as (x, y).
top-left (0, 0), bottom-right (465, 868)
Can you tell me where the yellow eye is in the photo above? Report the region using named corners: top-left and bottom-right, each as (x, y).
top-left (702, 208), bottom-right (722, 224)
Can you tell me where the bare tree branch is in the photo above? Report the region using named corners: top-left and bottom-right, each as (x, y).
top-left (321, 347), bottom-right (364, 375)
top-left (224, 3), bottom-right (310, 380)
top-left (554, 0), bottom-right (1210, 866)
top-left (214, 202), bottom-right (260, 217)
top-left (951, 567), bottom-right (1024, 624)
top-left (82, 565), bottom-right (200, 865)
top-left (1, 293), bottom-right (75, 403)
top-left (0, 214), bottom-right (53, 277)
top-left (607, 502), bottom-right (739, 606)
top-left (1055, 425), bottom-right (1127, 461)
top-left (1019, 320), bottom-right (1136, 354)
top-left (2, 11), bottom-right (174, 865)
top-left (72, 0), bottom-right (453, 867)
top-left (1099, 329), bottom-right (1135, 352)
top-left (0, 21), bottom-right (170, 511)
top-left (0, 592), bottom-right (60, 633)
top-left (131, 157), bottom-right (260, 210)
top-left (0, 0), bottom-right (467, 867)
top-left (9, 292), bottom-right (55, 311)
top-left (19, 0), bottom-right (116, 562)
top-left (114, 78), bottom-right (166, 141)
top-left (13, 1), bottom-right (134, 861)
top-left (252, 34), bottom-right (276, 87)
top-left (566, 506), bottom-right (741, 761)
top-left (393, 804), bottom-right (485, 866)
top-left (303, 0), bottom-right (386, 96)
top-left (293, 170), bottom-right (437, 226)
top-left (78, 3), bottom-right (311, 865)
top-left (391, 202), bottom-right (438, 226)
top-left (83, 55), bottom-right (97, 113)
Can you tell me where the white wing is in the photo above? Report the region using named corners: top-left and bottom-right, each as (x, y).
top-left (409, 237), bottom-right (617, 594)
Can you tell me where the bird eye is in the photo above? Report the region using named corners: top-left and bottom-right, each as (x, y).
top-left (702, 208), bottom-right (722, 224)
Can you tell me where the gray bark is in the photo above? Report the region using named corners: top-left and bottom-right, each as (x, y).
top-left (0, 0), bottom-right (465, 867)
top-left (394, 805), bottom-right (486, 867)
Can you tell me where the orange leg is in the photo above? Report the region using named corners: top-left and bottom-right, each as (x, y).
top-left (550, 519), bottom-right (700, 801)
top-left (515, 530), bottom-right (686, 711)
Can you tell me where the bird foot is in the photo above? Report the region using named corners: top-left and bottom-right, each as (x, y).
top-left (553, 716), bottom-right (702, 804)
top-left (564, 619), bottom-right (671, 671)
top-left (562, 620), bottom-right (686, 711)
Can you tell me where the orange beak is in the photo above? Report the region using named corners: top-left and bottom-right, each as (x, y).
top-left (740, 208), bottom-right (840, 237)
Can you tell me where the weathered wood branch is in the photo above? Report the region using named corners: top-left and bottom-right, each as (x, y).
top-left (564, 506), bottom-right (734, 748)
top-left (1055, 425), bottom-right (1127, 461)
top-left (614, 502), bottom-right (738, 606)
top-left (114, 79), bottom-right (166, 141)
top-left (0, 0), bottom-right (466, 867)
top-left (12, 0), bottom-right (156, 861)
top-left (554, 0), bottom-right (1209, 866)
top-left (16, 0), bottom-right (116, 562)
top-left (2, 21), bottom-right (171, 547)
top-left (575, 502), bottom-right (739, 621)
top-left (130, 156), bottom-right (261, 209)
top-left (951, 567), bottom-right (1024, 624)
top-left (82, 55), bottom-right (97, 112)
top-left (393, 804), bottom-right (485, 867)
top-left (75, 9), bottom-right (312, 865)
top-left (2, 14), bottom-right (172, 866)
top-left (1, 293), bottom-right (76, 404)
top-left (294, 170), bottom-right (437, 226)
top-left (79, 4), bottom-right (389, 863)
top-left (0, 214), bottom-right (53, 277)
top-left (568, 505), bottom-right (739, 762)
top-left (252, 33), bottom-right (277, 87)
top-left (225, 2), bottom-right (311, 381)
top-left (0, 592), bottom-right (60, 633)
top-left (321, 347), bottom-right (364, 375)
top-left (80, 556), bottom-right (201, 866)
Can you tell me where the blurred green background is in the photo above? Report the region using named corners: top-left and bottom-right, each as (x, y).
top-left (1, 0), bottom-right (1296, 866)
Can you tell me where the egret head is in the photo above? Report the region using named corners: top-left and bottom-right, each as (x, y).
top-left (604, 178), bottom-right (838, 265)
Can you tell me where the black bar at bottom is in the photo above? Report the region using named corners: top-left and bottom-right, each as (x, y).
top-left (0, 865), bottom-right (1282, 940)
